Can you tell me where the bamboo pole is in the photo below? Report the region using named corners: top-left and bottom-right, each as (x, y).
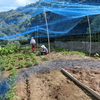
top-left (44, 7), bottom-right (50, 54)
top-left (61, 68), bottom-right (100, 99)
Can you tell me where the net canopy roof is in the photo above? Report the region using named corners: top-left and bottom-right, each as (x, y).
top-left (0, 0), bottom-right (100, 40)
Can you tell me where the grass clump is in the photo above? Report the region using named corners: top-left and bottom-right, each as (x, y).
top-left (68, 51), bottom-right (86, 57)
top-left (41, 56), bottom-right (50, 61)
top-left (56, 49), bottom-right (86, 58)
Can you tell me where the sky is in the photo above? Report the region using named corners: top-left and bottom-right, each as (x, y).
top-left (0, 0), bottom-right (39, 12)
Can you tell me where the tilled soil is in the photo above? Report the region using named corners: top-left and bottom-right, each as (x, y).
top-left (67, 68), bottom-right (100, 94)
top-left (13, 53), bottom-right (100, 100)
top-left (0, 52), bottom-right (100, 100)
top-left (14, 70), bottom-right (99, 100)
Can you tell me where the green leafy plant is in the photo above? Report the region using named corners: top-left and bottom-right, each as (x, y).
top-left (33, 59), bottom-right (39, 64)
top-left (26, 57), bottom-right (30, 61)
top-left (8, 64), bottom-right (14, 70)
top-left (18, 60), bottom-right (25, 68)
top-left (68, 51), bottom-right (85, 57)
top-left (31, 56), bottom-right (38, 64)
top-left (0, 43), bottom-right (21, 55)
top-left (5, 68), bottom-right (20, 100)
top-left (5, 86), bottom-right (20, 100)
top-left (11, 61), bottom-right (15, 66)
top-left (56, 50), bottom-right (68, 55)
top-left (9, 68), bottom-right (17, 76)
top-left (18, 56), bottom-right (23, 60)
top-left (7, 54), bottom-right (12, 59)
top-left (94, 53), bottom-right (99, 59)
top-left (25, 61), bottom-right (32, 67)
top-left (4, 60), bottom-right (9, 64)
top-left (11, 57), bottom-right (17, 62)
top-left (0, 65), bottom-right (6, 71)
top-left (56, 50), bottom-right (85, 58)
top-left (31, 53), bottom-right (35, 57)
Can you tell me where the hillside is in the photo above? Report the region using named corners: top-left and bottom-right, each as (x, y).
top-left (0, 0), bottom-right (100, 41)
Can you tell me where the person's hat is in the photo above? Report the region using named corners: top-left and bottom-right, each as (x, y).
top-left (41, 45), bottom-right (45, 48)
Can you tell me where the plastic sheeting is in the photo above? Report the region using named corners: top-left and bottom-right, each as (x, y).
top-left (55, 41), bottom-right (100, 53)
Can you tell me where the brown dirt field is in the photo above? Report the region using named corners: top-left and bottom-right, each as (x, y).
top-left (67, 68), bottom-right (100, 94)
top-left (14, 69), bottom-right (99, 100)
top-left (13, 51), bottom-right (100, 100)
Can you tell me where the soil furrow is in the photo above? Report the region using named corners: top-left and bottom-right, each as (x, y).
top-left (26, 79), bottom-right (30, 100)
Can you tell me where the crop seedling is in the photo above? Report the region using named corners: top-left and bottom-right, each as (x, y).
top-left (18, 60), bottom-right (25, 68)
top-left (11, 61), bottom-right (15, 66)
top-left (18, 55), bottom-right (23, 60)
top-left (34, 59), bottom-right (39, 64)
top-left (8, 64), bottom-right (14, 70)
top-left (31, 56), bottom-right (38, 64)
top-left (25, 61), bottom-right (32, 67)
top-left (11, 58), bottom-right (17, 62)
top-left (31, 54), bottom-right (35, 58)
top-left (5, 86), bottom-right (20, 100)
top-left (25, 55), bottom-right (30, 59)
top-left (94, 53), bottom-right (99, 59)
top-left (0, 65), bottom-right (6, 71)
top-left (5, 60), bottom-right (9, 64)
top-left (9, 68), bottom-right (17, 76)
top-left (0, 43), bottom-right (21, 55)
top-left (0, 43), bottom-right (40, 99)
top-left (5, 68), bottom-right (20, 100)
